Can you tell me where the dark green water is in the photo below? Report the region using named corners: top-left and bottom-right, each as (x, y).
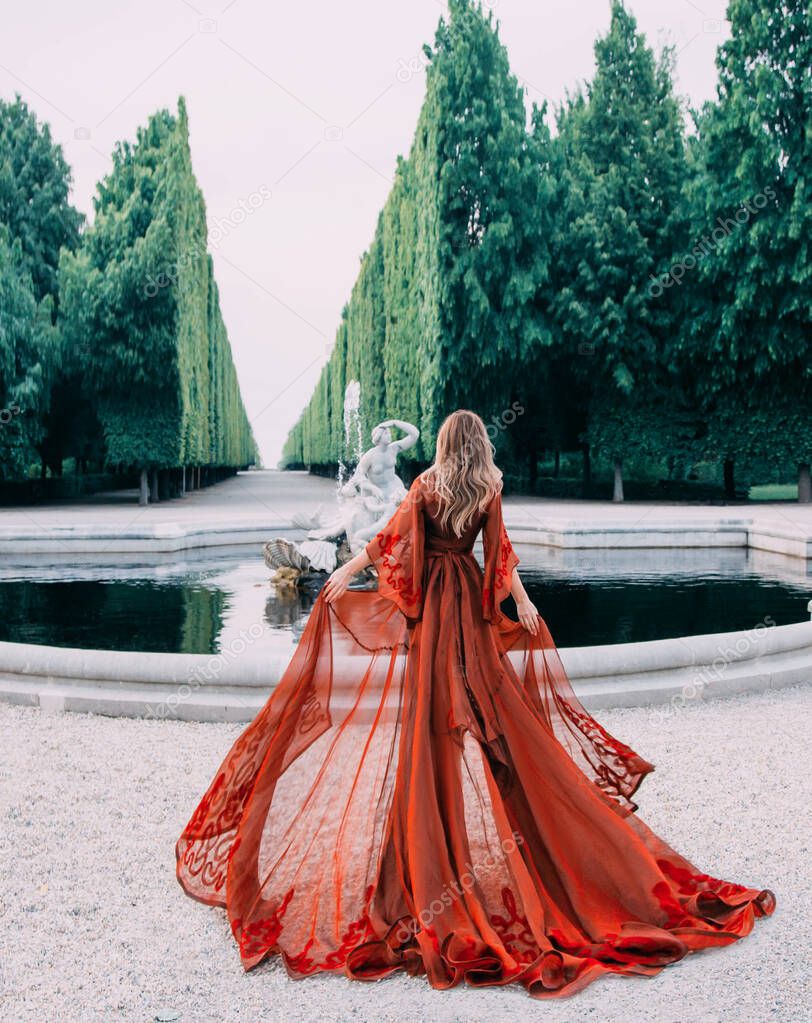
top-left (0, 579), bottom-right (228, 654)
top-left (0, 546), bottom-right (808, 652)
top-left (506, 572), bottom-right (808, 647)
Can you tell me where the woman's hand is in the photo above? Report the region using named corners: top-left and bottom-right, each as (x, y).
top-left (322, 548), bottom-right (373, 604)
top-left (322, 563), bottom-right (354, 604)
top-left (516, 598), bottom-right (540, 636)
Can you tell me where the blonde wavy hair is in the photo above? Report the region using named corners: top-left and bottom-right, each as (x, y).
top-left (422, 410), bottom-right (503, 537)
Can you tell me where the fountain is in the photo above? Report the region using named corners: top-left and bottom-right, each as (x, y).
top-left (264, 384), bottom-right (420, 589)
top-left (339, 379), bottom-right (363, 488)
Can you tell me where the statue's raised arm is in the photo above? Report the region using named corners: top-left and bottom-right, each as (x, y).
top-left (376, 419), bottom-right (419, 454)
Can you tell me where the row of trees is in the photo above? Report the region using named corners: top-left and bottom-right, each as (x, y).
top-left (0, 96), bottom-right (256, 500)
top-left (283, 0), bottom-right (810, 501)
top-left (0, 96), bottom-right (81, 482)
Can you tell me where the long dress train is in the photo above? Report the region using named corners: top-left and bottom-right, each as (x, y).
top-left (176, 476), bottom-right (774, 999)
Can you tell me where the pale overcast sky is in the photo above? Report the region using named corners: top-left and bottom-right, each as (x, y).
top-left (2, 0), bottom-right (729, 465)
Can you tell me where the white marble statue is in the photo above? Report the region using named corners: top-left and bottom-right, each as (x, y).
top-left (339, 419), bottom-right (419, 550)
top-left (268, 418), bottom-right (420, 580)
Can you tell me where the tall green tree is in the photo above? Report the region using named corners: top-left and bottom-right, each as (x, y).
top-left (511, 104), bottom-right (572, 488)
top-left (549, 1), bottom-right (689, 500)
top-left (685, 0), bottom-right (811, 499)
top-left (0, 96), bottom-right (83, 305)
top-left (431, 0), bottom-right (548, 431)
top-left (0, 95), bottom-right (87, 477)
top-left (59, 99), bottom-right (255, 500)
top-left (0, 229), bottom-right (58, 479)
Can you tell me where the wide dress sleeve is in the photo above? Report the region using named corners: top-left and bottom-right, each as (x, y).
top-left (481, 489), bottom-right (520, 622)
top-left (364, 477), bottom-right (426, 623)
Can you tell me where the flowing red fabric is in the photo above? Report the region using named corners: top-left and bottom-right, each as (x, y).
top-left (176, 476), bottom-right (774, 998)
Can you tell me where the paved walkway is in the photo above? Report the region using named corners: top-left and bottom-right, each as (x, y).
top-left (2, 469), bottom-right (811, 534)
top-left (1, 686), bottom-right (806, 1023)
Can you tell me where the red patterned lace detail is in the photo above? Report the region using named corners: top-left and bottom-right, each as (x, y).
top-left (652, 860), bottom-right (750, 928)
top-left (483, 524), bottom-right (517, 618)
top-left (489, 888), bottom-right (538, 966)
top-left (553, 697), bottom-right (650, 800)
top-left (376, 531), bottom-right (422, 608)
top-left (657, 859), bottom-right (748, 901)
top-left (234, 885), bottom-right (378, 972)
top-left (233, 888), bottom-right (295, 958)
top-left (495, 528), bottom-right (515, 595)
top-left (178, 675), bottom-right (329, 896)
top-left (288, 884), bottom-right (378, 974)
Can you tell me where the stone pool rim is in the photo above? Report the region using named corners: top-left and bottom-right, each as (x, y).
top-left (2, 619), bottom-right (810, 722)
top-left (2, 507), bottom-right (810, 721)
top-left (0, 513), bottom-right (810, 559)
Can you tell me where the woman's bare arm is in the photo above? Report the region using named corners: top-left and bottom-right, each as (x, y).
top-left (510, 567), bottom-right (539, 636)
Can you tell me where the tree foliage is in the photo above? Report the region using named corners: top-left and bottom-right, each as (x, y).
top-left (283, 0), bottom-right (548, 467)
top-left (285, 0), bottom-right (809, 501)
top-left (685, 0), bottom-right (811, 475)
top-left (0, 96), bottom-right (81, 479)
top-left (59, 99), bottom-right (256, 473)
top-left (548, 2), bottom-right (690, 489)
top-left (0, 229), bottom-right (58, 479)
top-left (0, 95), bottom-right (83, 306)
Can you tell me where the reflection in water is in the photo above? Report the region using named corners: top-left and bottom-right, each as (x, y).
top-left (0, 579), bottom-right (226, 654)
top-left (264, 586), bottom-right (318, 634)
top-left (0, 543), bottom-right (808, 653)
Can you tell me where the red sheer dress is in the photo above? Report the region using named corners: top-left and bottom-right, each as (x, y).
top-left (176, 475), bottom-right (774, 998)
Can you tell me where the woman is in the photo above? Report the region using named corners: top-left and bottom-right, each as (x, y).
top-left (176, 409), bottom-right (773, 999)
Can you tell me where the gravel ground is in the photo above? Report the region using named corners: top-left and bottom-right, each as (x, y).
top-left (1, 686), bottom-right (809, 1023)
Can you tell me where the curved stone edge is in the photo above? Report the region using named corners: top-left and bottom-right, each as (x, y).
top-left (0, 515), bottom-right (810, 557)
top-left (0, 523), bottom-right (292, 555)
top-left (2, 620), bottom-right (810, 722)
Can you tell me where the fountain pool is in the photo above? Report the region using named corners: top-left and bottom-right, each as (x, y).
top-left (0, 543), bottom-right (808, 655)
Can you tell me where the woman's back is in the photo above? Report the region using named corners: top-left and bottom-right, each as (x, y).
top-left (420, 475), bottom-right (490, 553)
